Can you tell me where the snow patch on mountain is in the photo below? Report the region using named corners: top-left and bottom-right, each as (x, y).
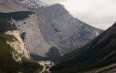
top-left (19, 0), bottom-right (48, 8)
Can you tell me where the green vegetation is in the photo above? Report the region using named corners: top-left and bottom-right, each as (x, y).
top-left (0, 18), bottom-right (43, 73)
top-left (0, 34), bottom-right (17, 41)
top-left (31, 47), bottom-right (60, 61)
top-left (31, 54), bottom-right (50, 61)
top-left (0, 34), bottom-right (43, 73)
top-left (21, 59), bottom-right (43, 73)
top-left (0, 34), bottom-right (22, 73)
top-left (50, 25), bottom-right (116, 73)
top-left (0, 18), bottom-right (17, 33)
top-left (20, 32), bottom-right (26, 41)
top-left (0, 11), bottom-right (34, 20)
top-left (46, 47), bottom-right (60, 60)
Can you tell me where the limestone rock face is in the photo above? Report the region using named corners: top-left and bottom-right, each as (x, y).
top-left (5, 30), bottom-right (30, 61)
top-left (36, 4), bottom-right (102, 54)
top-left (12, 14), bottom-right (52, 56)
top-left (0, 0), bottom-right (103, 57)
top-left (0, 0), bottom-right (29, 12)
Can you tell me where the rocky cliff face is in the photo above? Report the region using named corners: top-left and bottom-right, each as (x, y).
top-left (0, 0), bottom-right (29, 12)
top-left (50, 22), bottom-right (116, 73)
top-left (36, 4), bottom-right (102, 54)
top-left (13, 14), bottom-right (52, 56)
top-left (0, 18), bottom-right (42, 73)
top-left (5, 30), bottom-right (30, 61)
top-left (0, 0), bottom-right (102, 58)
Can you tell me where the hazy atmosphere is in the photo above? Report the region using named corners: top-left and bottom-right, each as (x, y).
top-left (40, 0), bottom-right (116, 30)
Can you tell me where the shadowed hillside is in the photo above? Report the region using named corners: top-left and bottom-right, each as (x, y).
top-left (50, 22), bottom-right (116, 73)
top-left (0, 19), bottom-right (43, 73)
top-left (0, 11), bottom-right (33, 20)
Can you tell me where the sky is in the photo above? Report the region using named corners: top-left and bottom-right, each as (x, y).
top-left (40, 0), bottom-right (116, 30)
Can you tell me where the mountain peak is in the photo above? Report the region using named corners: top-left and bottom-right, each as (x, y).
top-left (0, 0), bottom-right (102, 59)
top-left (19, 0), bottom-right (47, 8)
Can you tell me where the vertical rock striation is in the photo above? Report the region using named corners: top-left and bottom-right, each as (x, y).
top-left (0, 0), bottom-right (103, 58)
top-left (12, 14), bottom-right (52, 56)
top-left (36, 4), bottom-right (102, 54)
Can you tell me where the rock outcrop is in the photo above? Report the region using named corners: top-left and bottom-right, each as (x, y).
top-left (0, 0), bottom-right (103, 58)
top-left (0, 18), bottom-right (43, 73)
top-left (36, 4), bottom-right (102, 54)
top-left (50, 22), bottom-right (116, 73)
top-left (5, 30), bottom-right (30, 61)
top-left (13, 14), bottom-right (52, 56)
top-left (0, 0), bottom-right (29, 12)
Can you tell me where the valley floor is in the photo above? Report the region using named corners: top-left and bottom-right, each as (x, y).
top-left (39, 61), bottom-right (54, 73)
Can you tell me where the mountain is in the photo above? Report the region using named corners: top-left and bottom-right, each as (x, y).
top-left (0, 0), bottom-right (102, 59)
top-left (50, 22), bottom-right (116, 73)
top-left (0, 0), bottom-right (29, 12)
top-left (36, 4), bottom-right (102, 55)
top-left (0, 18), bottom-right (43, 73)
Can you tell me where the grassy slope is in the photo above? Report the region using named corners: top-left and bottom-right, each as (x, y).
top-left (50, 23), bottom-right (116, 73)
top-left (0, 18), bottom-right (17, 33)
top-left (0, 34), bottom-right (22, 73)
top-left (0, 34), bottom-right (43, 73)
top-left (0, 18), bottom-right (43, 73)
